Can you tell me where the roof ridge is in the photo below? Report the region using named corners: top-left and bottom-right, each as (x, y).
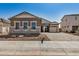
top-left (65, 14), bottom-right (79, 16)
top-left (9, 11), bottom-right (37, 19)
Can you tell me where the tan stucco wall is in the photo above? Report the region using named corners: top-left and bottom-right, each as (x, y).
top-left (10, 18), bottom-right (42, 26)
top-left (0, 22), bottom-right (10, 35)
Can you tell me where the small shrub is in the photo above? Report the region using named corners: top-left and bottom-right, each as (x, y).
top-left (70, 31), bottom-right (75, 33)
top-left (66, 31), bottom-right (68, 33)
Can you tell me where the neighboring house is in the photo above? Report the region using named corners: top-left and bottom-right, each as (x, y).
top-left (49, 21), bottom-right (59, 32)
top-left (60, 14), bottom-right (79, 32)
top-left (9, 11), bottom-right (42, 35)
top-left (0, 18), bottom-right (10, 35)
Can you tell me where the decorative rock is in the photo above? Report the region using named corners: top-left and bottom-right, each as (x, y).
top-left (11, 35), bottom-right (16, 37)
top-left (18, 35), bottom-right (24, 37)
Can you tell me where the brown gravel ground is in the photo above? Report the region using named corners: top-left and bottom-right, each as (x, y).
top-left (0, 34), bottom-right (50, 41)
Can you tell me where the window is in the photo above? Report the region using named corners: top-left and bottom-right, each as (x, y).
top-left (75, 16), bottom-right (77, 20)
top-left (64, 26), bottom-right (66, 28)
top-left (67, 26), bottom-right (69, 28)
top-left (65, 19), bottom-right (67, 22)
top-left (23, 22), bottom-right (28, 29)
top-left (15, 22), bottom-right (19, 29)
top-left (31, 22), bottom-right (36, 29)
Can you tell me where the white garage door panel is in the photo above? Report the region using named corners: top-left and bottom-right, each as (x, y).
top-left (50, 27), bottom-right (57, 32)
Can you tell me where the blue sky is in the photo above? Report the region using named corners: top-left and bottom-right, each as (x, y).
top-left (0, 3), bottom-right (79, 22)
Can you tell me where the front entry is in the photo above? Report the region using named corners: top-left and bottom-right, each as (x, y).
top-left (45, 26), bottom-right (49, 32)
top-left (41, 26), bottom-right (43, 32)
top-left (41, 26), bottom-right (49, 32)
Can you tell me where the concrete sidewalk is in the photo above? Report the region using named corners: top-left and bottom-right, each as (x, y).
top-left (0, 41), bottom-right (78, 55)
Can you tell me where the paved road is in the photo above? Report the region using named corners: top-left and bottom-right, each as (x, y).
top-left (42, 33), bottom-right (79, 41)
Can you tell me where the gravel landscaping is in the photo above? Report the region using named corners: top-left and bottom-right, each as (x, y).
top-left (0, 34), bottom-right (50, 41)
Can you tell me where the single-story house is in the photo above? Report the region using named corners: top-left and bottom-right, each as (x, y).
top-left (9, 11), bottom-right (59, 35)
top-left (0, 18), bottom-right (10, 35)
top-left (9, 11), bottom-right (42, 35)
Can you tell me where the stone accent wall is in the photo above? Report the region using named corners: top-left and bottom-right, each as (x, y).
top-left (10, 26), bottom-right (41, 34)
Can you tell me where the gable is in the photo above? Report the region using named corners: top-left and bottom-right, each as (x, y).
top-left (14, 13), bottom-right (36, 18)
top-left (50, 22), bottom-right (59, 25)
top-left (42, 19), bottom-right (50, 23)
top-left (10, 11), bottom-right (37, 19)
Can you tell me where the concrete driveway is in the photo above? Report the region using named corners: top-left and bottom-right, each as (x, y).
top-left (41, 32), bottom-right (79, 41)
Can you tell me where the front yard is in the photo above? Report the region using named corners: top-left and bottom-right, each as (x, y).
top-left (0, 32), bottom-right (79, 41)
